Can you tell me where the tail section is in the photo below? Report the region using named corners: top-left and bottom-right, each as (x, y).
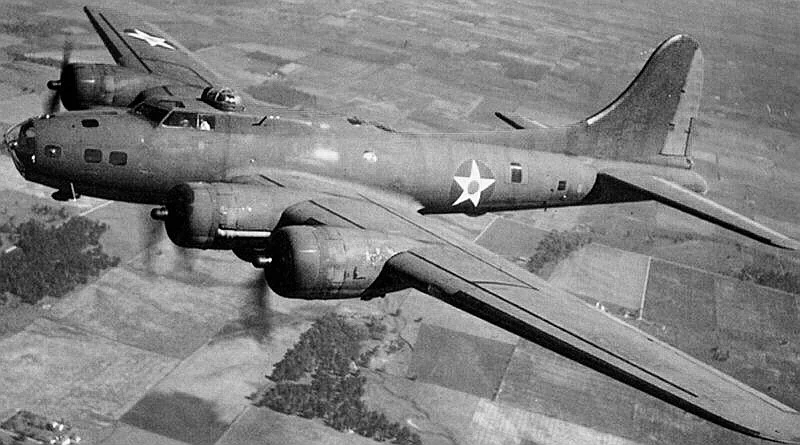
top-left (579, 34), bottom-right (703, 167)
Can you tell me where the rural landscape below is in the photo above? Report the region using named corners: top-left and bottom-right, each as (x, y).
top-left (0, 0), bottom-right (799, 444)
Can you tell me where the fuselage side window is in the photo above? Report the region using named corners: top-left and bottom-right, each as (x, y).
top-left (84, 149), bottom-right (102, 163)
top-left (163, 111), bottom-right (198, 128)
top-left (109, 151), bottom-right (127, 166)
top-left (510, 162), bottom-right (523, 184)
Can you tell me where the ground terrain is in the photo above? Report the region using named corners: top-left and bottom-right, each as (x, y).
top-left (0, 0), bottom-right (798, 444)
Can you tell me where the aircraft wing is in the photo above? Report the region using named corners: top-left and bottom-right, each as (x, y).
top-left (601, 171), bottom-right (800, 250)
top-left (246, 172), bottom-right (800, 443)
top-left (83, 6), bottom-right (219, 88)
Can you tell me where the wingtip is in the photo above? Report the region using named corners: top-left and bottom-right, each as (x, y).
top-left (775, 237), bottom-right (800, 251)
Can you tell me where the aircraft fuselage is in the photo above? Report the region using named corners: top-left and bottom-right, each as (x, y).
top-left (6, 101), bottom-right (706, 214)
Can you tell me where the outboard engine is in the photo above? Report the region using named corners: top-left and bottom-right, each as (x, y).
top-left (47, 63), bottom-right (168, 110)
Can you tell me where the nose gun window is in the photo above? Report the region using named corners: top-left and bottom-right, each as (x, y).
top-left (81, 119), bottom-right (99, 128)
top-left (45, 145), bottom-right (61, 158)
top-left (4, 122), bottom-right (22, 149)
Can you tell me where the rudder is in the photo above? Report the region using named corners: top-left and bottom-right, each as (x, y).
top-left (581, 35), bottom-right (703, 167)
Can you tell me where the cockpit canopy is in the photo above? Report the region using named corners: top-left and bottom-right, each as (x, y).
top-left (201, 87), bottom-right (243, 112)
top-left (132, 101), bottom-right (170, 124)
top-left (131, 100), bottom-right (216, 130)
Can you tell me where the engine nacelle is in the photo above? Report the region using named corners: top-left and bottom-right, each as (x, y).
top-left (265, 226), bottom-right (417, 300)
top-left (158, 182), bottom-right (312, 250)
top-left (52, 63), bottom-right (168, 110)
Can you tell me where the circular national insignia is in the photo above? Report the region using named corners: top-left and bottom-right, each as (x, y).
top-left (124, 28), bottom-right (176, 50)
top-left (450, 159), bottom-right (495, 208)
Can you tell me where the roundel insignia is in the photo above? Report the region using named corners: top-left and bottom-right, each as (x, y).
top-left (450, 159), bottom-right (496, 208)
top-left (124, 28), bottom-right (176, 50)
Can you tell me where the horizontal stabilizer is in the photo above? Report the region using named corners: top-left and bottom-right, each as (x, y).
top-left (602, 171), bottom-right (799, 250)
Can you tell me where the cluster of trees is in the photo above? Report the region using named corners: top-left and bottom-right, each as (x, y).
top-left (0, 217), bottom-right (119, 304)
top-left (269, 313), bottom-right (367, 381)
top-left (30, 204), bottom-right (69, 222)
top-left (739, 253), bottom-right (800, 295)
top-left (256, 313), bottom-right (421, 445)
top-left (527, 229), bottom-right (593, 274)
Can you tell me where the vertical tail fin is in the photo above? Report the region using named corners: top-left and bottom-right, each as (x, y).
top-left (581, 35), bottom-right (703, 167)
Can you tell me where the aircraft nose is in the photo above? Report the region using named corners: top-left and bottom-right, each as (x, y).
top-left (3, 118), bottom-right (35, 175)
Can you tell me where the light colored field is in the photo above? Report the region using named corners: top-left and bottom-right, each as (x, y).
top-left (518, 207), bottom-right (586, 232)
top-left (548, 243), bottom-right (650, 310)
top-left (0, 318), bottom-right (179, 442)
top-left (470, 399), bottom-right (642, 445)
top-left (0, 33), bottom-right (23, 48)
top-left (362, 375), bottom-right (480, 445)
top-left (0, 93), bottom-right (43, 128)
top-left (48, 265), bottom-right (244, 359)
top-left (94, 423), bottom-right (190, 445)
top-left (474, 216), bottom-right (549, 258)
top-left (215, 406), bottom-right (379, 445)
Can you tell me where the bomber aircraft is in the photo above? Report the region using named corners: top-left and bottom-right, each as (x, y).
top-left (4, 7), bottom-right (800, 443)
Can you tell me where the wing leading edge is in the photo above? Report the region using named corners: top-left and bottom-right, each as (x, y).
top-left (266, 182), bottom-right (800, 443)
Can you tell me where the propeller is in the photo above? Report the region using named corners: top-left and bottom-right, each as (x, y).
top-left (140, 205), bottom-right (195, 275)
top-left (149, 204), bottom-right (275, 337)
top-left (242, 268), bottom-right (274, 340)
top-left (43, 38), bottom-right (73, 114)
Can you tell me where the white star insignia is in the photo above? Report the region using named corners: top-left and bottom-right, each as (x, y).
top-left (125, 29), bottom-right (175, 50)
top-left (452, 160), bottom-right (495, 207)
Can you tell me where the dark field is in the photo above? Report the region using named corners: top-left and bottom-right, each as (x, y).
top-left (408, 323), bottom-right (515, 399)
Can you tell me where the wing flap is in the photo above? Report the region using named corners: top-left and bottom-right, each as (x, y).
top-left (602, 171), bottom-right (799, 250)
top-left (386, 245), bottom-right (800, 443)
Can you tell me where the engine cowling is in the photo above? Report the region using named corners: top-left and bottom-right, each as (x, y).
top-left (265, 226), bottom-right (417, 300)
top-left (52, 63), bottom-right (167, 110)
top-left (157, 182), bottom-right (312, 250)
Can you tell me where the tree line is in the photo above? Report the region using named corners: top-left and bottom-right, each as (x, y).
top-left (0, 216), bottom-right (119, 304)
top-left (254, 313), bottom-right (421, 445)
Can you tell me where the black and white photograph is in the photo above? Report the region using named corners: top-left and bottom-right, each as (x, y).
top-left (0, 1), bottom-right (798, 444)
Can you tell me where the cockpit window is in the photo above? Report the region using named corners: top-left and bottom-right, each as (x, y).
top-left (198, 115), bottom-right (215, 131)
top-left (163, 111), bottom-right (197, 128)
top-left (132, 103), bottom-right (169, 124)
